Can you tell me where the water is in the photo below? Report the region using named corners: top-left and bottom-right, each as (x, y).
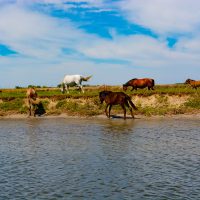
top-left (0, 117), bottom-right (200, 200)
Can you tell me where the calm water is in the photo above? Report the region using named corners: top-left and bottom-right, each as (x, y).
top-left (0, 117), bottom-right (200, 200)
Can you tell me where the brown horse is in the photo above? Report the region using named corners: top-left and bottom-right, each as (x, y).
top-left (123, 78), bottom-right (155, 91)
top-left (99, 91), bottom-right (137, 119)
top-left (185, 79), bottom-right (200, 89)
top-left (26, 88), bottom-right (39, 116)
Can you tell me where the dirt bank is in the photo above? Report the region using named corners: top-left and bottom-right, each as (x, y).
top-left (0, 93), bottom-right (199, 118)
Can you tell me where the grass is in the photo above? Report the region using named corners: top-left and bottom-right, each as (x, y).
top-left (0, 84), bottom-right (200, 116)
top-left (184, 93), bottom-right (200, 109)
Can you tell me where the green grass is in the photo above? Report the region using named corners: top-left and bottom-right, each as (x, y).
top-left (0, 84), bottom-right (199, 99)
top-left (0, 85), bottom-right (200, 116)
top-left (184, 94), bottom-right (200, 109)
top-left (0, 98), bottom-right (26, 114)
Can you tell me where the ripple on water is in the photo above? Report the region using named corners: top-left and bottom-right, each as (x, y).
top-left (0, 118), bottom-right (200, 200)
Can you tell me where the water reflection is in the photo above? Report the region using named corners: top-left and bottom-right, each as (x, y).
top-left (0, 118), bottom-right (200, 200)
top-left (98, 118), bottom-right (136, 134)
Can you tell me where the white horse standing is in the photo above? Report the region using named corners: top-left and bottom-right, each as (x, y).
top-left (61, 74), bottom-right (92, 93)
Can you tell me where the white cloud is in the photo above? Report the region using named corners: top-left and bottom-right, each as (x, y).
top-left (0, 4), bottom-right (93, 59)
top-left (117, 0), bottom-right (200, 35)
top-left (0, 1), bottom-right (200, 87)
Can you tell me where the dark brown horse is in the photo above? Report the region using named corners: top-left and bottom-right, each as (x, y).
top-left (185, 79), bottom-right (200, 89)
top-left (123, 78), bottom-right (155, 91)
top-left (99, 91), bottom-right (137, 119)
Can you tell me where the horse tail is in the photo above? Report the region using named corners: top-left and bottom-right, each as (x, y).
top-left (126, 95), bottom-right (138, 110)
top-left (82, 75), bottom-right (92, 81)
top-left (151, 79), bottom-right (155, 87)
top-left (152, 79), bottom-right (155, 86)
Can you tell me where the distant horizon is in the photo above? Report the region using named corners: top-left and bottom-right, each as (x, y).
top-left (0, 0), bottom-right (200, 88)
top-left (0, 81), bottom-right (187, 89)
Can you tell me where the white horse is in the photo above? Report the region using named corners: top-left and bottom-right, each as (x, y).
top-left (61, 74), bottom-right (92, 93)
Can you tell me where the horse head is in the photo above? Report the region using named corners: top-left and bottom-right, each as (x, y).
top-left (99, 91), bottom-right (112, 104)
top-left (122, 84), bottom-right (128, 91)
top-left (185, 79), bottom-right (194, 84)
top-left (26, 87), bottom-right (37, 100)
top-left (60, 83), bottom-right (66, 94)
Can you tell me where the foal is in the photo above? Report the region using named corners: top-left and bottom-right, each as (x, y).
top-left (26, 88), bottom-right (39, 116)
top-left (99, 91), bottom-right (137, 119)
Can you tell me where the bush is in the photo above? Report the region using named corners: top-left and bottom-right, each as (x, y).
top-left (185, 95), bottom-right (200, 109)
top-left (0, 98), bottom-right (23, 111)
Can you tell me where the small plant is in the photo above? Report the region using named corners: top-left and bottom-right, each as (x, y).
top-left (184, 95), bottom-right (200, 109)
top-left (0, 98), bottom-right (24, 111)
top-left (156, 95), bottom-right (169, 106)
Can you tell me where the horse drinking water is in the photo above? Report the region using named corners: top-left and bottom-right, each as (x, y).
top-left (26, 87), bottom-right (39, 117)
top-left (99, 91), bottom-right (137, 119)
top-left (61, 74), bottom-right (92, 93)
top-left (123, 78), bottom-right (155, 91)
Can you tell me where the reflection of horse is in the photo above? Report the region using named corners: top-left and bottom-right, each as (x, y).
top-left (123, 78), bottom-right (155, 91)
top-left (61, 74), bottom-right (92, 93)
top-left (185, 79), bottom-right (200, 89)
top-left (99, 91), bottom-right (137, 119)
top-left (26, 88), bottom-right (38, 116)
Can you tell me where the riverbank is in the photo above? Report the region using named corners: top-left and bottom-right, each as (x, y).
top-left (0, 85), bottom-right (200, 118)
top-left (1, 112), bottom-right (200, 120)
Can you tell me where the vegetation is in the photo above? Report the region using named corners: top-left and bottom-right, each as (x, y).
top-left (0, 84), bottom-right (199, 117)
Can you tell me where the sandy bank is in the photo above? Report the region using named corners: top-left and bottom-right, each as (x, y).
top-left (1, 112), bottom-right (200, 120)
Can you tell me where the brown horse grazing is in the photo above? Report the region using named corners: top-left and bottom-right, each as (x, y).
top-left (99, 91), bottom-right (137, 119)
top-left (123, 78), bottom-right (155, 91)
top-left (185, 79), bottom-right (200, 89)
top-left (26, 88), bottom-right (39, 116)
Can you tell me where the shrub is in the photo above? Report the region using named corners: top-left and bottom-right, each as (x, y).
top-left (184, 95), bottom-right (200, 109)
top-left (0, 98), bottom-right (23, 111)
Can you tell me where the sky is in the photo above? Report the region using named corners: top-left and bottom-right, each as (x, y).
top-left (0, 0), bottom-right (200, 88)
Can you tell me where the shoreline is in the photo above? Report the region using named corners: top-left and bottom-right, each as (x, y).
top-left (1, 112), bottom-right (200, 120)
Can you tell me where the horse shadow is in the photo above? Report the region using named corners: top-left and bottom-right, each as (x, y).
top-left (110, 115), bottom-right (140, 119)
top-left (34, 102), bottom-right (46, 116)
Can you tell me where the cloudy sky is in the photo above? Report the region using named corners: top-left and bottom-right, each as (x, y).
top-left (0, 0), bottom-right (200, 88)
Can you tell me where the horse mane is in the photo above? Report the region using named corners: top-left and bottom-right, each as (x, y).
top-left (123, 78), bottom-right (137, 86)
top-left (185, 78), bottom-right (195, 84)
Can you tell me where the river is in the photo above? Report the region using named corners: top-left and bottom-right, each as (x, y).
top-left (0, 117), bottom-right (200, 200)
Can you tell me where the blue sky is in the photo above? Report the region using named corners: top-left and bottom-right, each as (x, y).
top-left (0, 0), bottom-right (200, 88)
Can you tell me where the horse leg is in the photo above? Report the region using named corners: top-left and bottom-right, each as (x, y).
top-left (125, 101), bottom-right (134, 118)
top-left (105, 104), bottom-right (109, 118)
top-left (131, 87), bottom-right (136, 91)
top-left (80, 85), bottom-right (84, 93)
top-left (33, 104), bottom-right (36, 117)
top-left (121, 104), bottom-right (126, 119)
top-left (29, 105), bottom-right (32, 116)
top-left (66, 85), bottom-right (69, 94)
top-left (131, 87), bottom-right (134, 91)
top-left (108, 105), bottom-right (112, 118)
top-left (61, 84), bottom-right (65, 94)
top-left (28, 99), bottom-right (32, 116)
